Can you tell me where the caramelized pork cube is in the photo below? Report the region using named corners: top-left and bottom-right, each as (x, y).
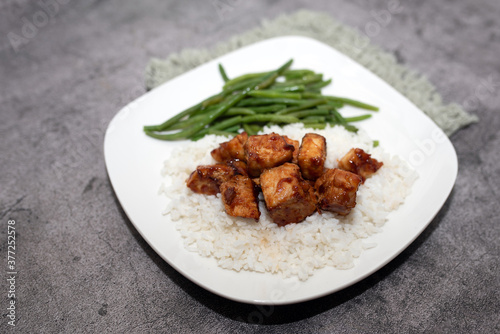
top-left (186, 164), bottom-right (236, 195)
top-left (282, 135), bottom-right (299, 164)
top-left (338, 148), bottom-right (383, 183)
top-left (244, 133), bottom-right (295, 177)
top-left (298, 133), bottom-right (327, 180)
top-left (314, 168), bottom-right (361, 216)
top-left (211, 132), bottom-right (248, 162)
top-left (260, 163), bottom-right (317, 226)
top-left (226, 159), bottom-right (249, 177)
top-left (220, 175), bottom-right (260, 220)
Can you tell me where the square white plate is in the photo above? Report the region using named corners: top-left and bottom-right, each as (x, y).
top-left (104, 36), bottom-right (457, 305)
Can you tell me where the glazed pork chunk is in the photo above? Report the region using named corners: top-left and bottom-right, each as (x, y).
top-left (260, 163), bottom-right (317, 226)
top-left (186, 164), bottom-right (238, 195)
top-left (226, 159), bottom-right (249, 177)
top-left (298, 133), bottom-right (327, 180)
top-left (315, 168), bottom-right (362, 216)
top-left (338, 148), bottom-right (383, 183)
top-left (220, 175), bottom-right (260, 220)
top-left (211, 132), bottom-right (248, 162)
top-left (244, 133), bottom-right (295, 178)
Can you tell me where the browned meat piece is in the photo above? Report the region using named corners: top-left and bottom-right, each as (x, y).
top-left (220, 175), bottom-right (260, 220)
top-left (186, 164), bottom-right (237, 195)
top-left (244, 133), bottom-right (295, 177)
top-left (314, 168), bottom-right (361, 216)
top-left (211, 132), bottom-right (248, 162)
top-left (282, 135), bottom-right (299, 164)
top-left (338, 148), bottom-right (383, 183)
top-left (226, 159), bottom-right (249, 177)
top-left (260, 163), bottom-right (317, 226)
top-left (298, 133), bottom-right (327, 180)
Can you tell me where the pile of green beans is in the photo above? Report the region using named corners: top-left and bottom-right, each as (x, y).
top-left (143, 59), bottom-right (378, 141)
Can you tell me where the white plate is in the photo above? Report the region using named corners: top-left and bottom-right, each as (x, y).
top-left (104, 36), bottom-right (457, 305)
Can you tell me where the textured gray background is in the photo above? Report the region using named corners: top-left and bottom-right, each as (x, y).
top-left (1, 0), bottom-right (499, 333)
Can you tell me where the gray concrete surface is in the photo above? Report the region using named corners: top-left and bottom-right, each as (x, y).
top-left (1, 0), bottom-right (499, 332)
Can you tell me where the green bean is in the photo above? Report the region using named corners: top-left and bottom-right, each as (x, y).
top-left (304, 93), bottom-right (378, 111)
top-left (186, 102), bottom-right (220, 118)
top-left (287, 108), bottom-right (330, 119)
top-left (192, 116), bottom-right (242, 138)
top-left (202, 93), bottom-right (227, 108)
top-left (309, 90), bottom-right (322, 95)
top-left (330, 108), bottom-right (346, 124)
top-left (306, 79), bottom-right (332, 91)
top-left (192, 128), bottom-right (238, 141)
top-left (271, 85), bottom-right (305, 92)
top-left (225, 108), bottom-right (256, 116)
top-left (223, 78), bottom-right (261, 93)
top-left (328, 97), bottom-right (379, 111)
top-left (329, 109), bottom-right (359, 132)
top-left (276, 99), bottom-right (327, 115)
top-left (248, 90), bottom-right (302, 100)
top-left (252, 59), bottom-right (293, 92)
top-left (327, 100), bottom-right (345, 109)
top-left (212, 116), bottom-right (243, 130)
top-left (145, 94), bottom-right (244, 140)
top-left (223, 71), bottom-right (271, 88)
top-left (316, 101), bottom-right (345, 110)
top-left (301, 92), bottom-right (322, 99)
top-left (240, 114), bottom-right (299, 124)
top-left (143, 92), bottom-right (223, 132)
top-left (302, 115), bottom-right (327, 122)
top-left (164, 113), bottom-right (207, 130)
top-left (342, 124), bottom-right (358, 132)
top-left (237, 97), bottom-right (305, 107)
top-left (344, 114), bottom-right (372, 122)
top-left (250, 104), bottom-right (286, 113)
top-left (284, 69), bottom-right (315, 80)
top-left (218, 63), bottom-right (230, 82)
top-left (284, 69), bottom-right (315, 74)
top-left (222, 125), bottom-right (241, 133)
top-left (301, 116), bottom-right (326, 124)
top-left (243, 123), bottom-right (257, 135)
top-left (326, 119), bottom-right (358, 132)
top-left (254, 73), bottom-right (280, 91)
top-left (273, 74), bottom-right (323, 87)
top-left (222, 60), bottom-right (293, 92)
top-left (247, 124), bottom-right (263, 134)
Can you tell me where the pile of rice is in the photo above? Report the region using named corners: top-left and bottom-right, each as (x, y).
top-left (159, 124), bottom-right (417, 281)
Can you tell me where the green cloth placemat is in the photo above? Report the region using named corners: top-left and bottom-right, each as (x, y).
top-left (144, 10), bottom-right (477, 136)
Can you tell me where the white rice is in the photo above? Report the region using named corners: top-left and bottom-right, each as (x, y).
top-left (159, 124), bottom-right (418, 281)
